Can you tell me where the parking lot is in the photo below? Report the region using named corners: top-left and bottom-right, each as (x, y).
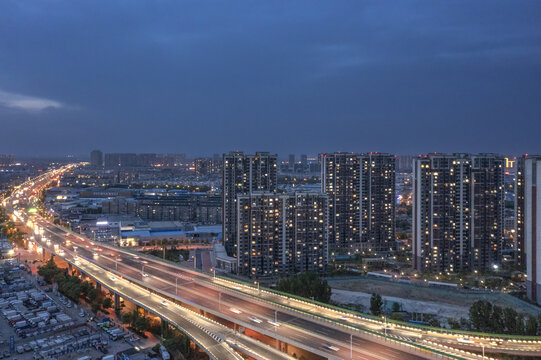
top-left (0, 260), bottom-right (142, 360)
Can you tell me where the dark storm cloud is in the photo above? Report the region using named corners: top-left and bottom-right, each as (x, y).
top-left (0, 0), bottom-right (540, 156)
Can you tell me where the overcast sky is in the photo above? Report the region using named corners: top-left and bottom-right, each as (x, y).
top-left (1, 1), bottom-right (540, 157)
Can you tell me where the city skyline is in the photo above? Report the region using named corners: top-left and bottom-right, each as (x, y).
top-left (1, 1), bottom-right (541, 156)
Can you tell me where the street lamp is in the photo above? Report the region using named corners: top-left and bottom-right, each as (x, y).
top-left (350, 333), bottom-right (353, 360)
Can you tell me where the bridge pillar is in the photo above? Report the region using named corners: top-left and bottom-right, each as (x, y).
top-left (160, 318), bottom-right (170, 338)
top-left (114, 293), bottom-right (121, 313)
top-left (67, 263), bottom-right (73, 274)
top-left (96, 283), bottom-right (101, 292)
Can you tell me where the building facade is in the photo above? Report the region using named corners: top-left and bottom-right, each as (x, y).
top-left (413, 153), bottom-right (505, 273)
top-left (522, 156), bottom-right (541, 305)
top-left (90, 150), bottom-right (103, 168)
top-left (360, 153), bottom-right (396, 253)
top-left (222, 151), bottom-right (277, 256)
top-left (515, 155), bottom-right (527, 270)
top-left (319, 152), bottom-right (395, 253)
top-left (102, 192), bottom-right (221, 224)
top-left (236, 192), bottom-right (328, 278)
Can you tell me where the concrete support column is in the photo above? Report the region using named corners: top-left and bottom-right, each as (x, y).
top-left (96, 283), bottom-right (101, 292)
top-left (67, 263), bottom-right (73, 274)
top-left (161, 318), bottom-right (169, 338)
top-left (114, 293), bottom-right (121, 313)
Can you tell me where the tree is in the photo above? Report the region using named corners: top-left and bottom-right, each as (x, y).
top-left (503, 307), bottom-right (520, 334)
top-left (102, 297), bottom-right (113, 309)
top-left (370, 293), bottom-right (383, 316)
top-left (448, 318), bottom-right (461, 330)
top-left (469, 300), bottom-right (492, 331)
top-left (525, 316), bottom-right (538, 336)
top-left (276, 272), bottom-right (332, 303)
top-left (490, 305), bottom-right (505, 333)
top-left (37, 259), bottom-right (61, 284)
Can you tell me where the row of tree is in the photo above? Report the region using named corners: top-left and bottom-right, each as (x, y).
top-left (0, 219), bottom-right (25, 247)
top-left (38, 259), bottom-right (112, 313)
top-left (121, 309), bottom-right (156, 336)
top-left (468, 300), bottom-right (540, 335)
top-left (276, 272), bottom-right (332, 303)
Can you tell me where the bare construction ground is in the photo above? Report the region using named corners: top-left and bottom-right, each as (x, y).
top-left (329, 277), bottom-right (541, 317)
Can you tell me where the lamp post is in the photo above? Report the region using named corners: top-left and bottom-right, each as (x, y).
top-left (350, 333), bottom-right (353, 360)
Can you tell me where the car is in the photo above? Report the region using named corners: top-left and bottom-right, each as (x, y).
top-left (229, 308), bottom-right (242, 314)
top-left (161, 300), bottom-right (168, 306)
top-left (93, 252), bottom-right (99, 257)
top-left (268, 320), bottom-right (280, 327)
top-left (23, 344), bottom-right (31, 352)
top-left (110, 277), bottom-right (117, 281)
top-left (323, 344), bottom-right (339, 352)
top-left (3, 350), bottom-right (10, 358)
top-left (16, 346), bottom-right (24, 354)
top-left (339, 315), bottom-right (349, 321)
top-left (249, 317), bottom-right (262, 324)
top-left (142, 273), bottom-right (149, 277)
top-left (457, 338), bottom-right (474, 344)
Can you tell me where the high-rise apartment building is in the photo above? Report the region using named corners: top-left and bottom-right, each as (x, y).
top-left (236, 191), bottom-right (328, 277)
top-left (515, 155), bottom-right (527, 270)
top-left (361, 153), bottom-right (396, 252)
top-left (90, 150), bottom-right (103, 168)
top-left (288, 154), bottom-right (296, 171)
top-left (412, 153), bottom-right (504, 273)
top-left (300, 154), bottom-right (308, 172)
top-left (520, 156), bottom-right (541, 305)
top-left (222, 151), bottom-right (277, 256)
top-left (194, 157), bottom-right (222, 176)
top-left (319, 152), bottom-right (395, 253)
top-left (104, 153), bottom-right (138, 168)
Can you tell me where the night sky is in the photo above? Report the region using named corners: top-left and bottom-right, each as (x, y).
top-left (1, 1), bottom-right (540, 157)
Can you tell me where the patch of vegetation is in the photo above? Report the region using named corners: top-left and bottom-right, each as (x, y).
top-left (469, 300), bottom-right (540, 335)
top-left (276, 272), bottom-right (332, 303)
top-left (38, 259), bottom-right (110, 314)
top-left (143, 247), bottom-right (189, 262)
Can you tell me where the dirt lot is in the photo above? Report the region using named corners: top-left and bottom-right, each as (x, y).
top-left (329, 277), bottom-right (541, 316)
